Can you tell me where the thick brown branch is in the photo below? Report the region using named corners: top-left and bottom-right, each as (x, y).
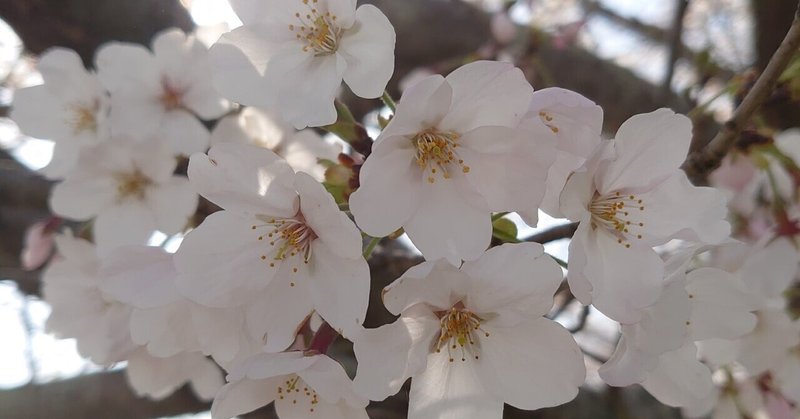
top-left (662, 0), bottom-right (691, 95)
top-left (683, 3), bottom-right (800, 184)
top-left (523, 222), bottom-right (579, 244)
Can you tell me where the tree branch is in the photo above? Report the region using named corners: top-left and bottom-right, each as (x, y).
top-left (662, 0), bottom-right (691, 96)
top-left (523, 222), bottom-right (579, 244)
top-left (683, 3), bottom-right (800, 184)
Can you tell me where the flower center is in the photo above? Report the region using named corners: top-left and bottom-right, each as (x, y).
top-left (159, 80), bottom-right (184, 110)
top-left (277, 375), bottom-right (319, 413)
top-left (289, 0), bottom-right (342, 56)
top-left (589, 191), bottom-right (646, 248)
top-left (113, 168), bottom-right (152, 201)
top-left (434, 306), bottom-right (489, 362)
top-left (538, 111), bottom-right (560, 134)
top-left (412, 129), bottom-right (470, 183)
top-left (252, 213), bottom-right (318, 285)
top-left (69, 103), bottom-right (98, 135)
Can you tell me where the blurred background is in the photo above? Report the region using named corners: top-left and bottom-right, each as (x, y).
top-left (0, 0), bottom-right (797, 418)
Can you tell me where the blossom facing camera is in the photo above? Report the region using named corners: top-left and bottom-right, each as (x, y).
top-left (350, 61), bottom-right (557, 265)
top-left (211, 0), bottom-right (396, 129)
top-left (353, 243), bottom-right (584, 419)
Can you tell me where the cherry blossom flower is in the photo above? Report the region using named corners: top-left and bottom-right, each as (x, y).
top-left (49, 139), bottom-right (198, 253)
top-left (527, 87), bottom-right (603, 218)
top-left (10, 48), bottom-right (109, 179)
top-left (350, 61), bottom-right (558, 265)
top-left (174, 142), bottom-right (369, 351)
top-left (559, 108), bottom-right (730, 323)
top-left (212, 352), bottom-right (368, 419)
top-left (210, 0), bottom-right (396, 128)
top-left (211, 106), bottom-right (342, 180)
top-left (96, 29), bottom-right (228, 155)
top-left (42, 234), bottom-right (136, 364)
top-left (352, 243), bottom-right (584, 418)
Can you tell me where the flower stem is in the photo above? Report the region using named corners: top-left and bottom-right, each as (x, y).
top-left (549, 254), bottom-right (568, 269)
top-left (308, 322), bottom-right (339, 354)
top-left (381, 90), bottom-right (397, 112)
top-left (363, 236), bottom-right (381, 259)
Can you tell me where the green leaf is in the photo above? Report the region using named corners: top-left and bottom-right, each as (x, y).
top-left (492, 217), bottom-right (520, 243)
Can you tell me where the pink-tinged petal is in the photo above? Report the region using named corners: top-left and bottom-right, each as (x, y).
top-left (439, 61), bottom-right (533, 132)
top-left (99, 245), bottom-right (181, 309)
top-left (146, 177), bottom-right (198, 235)
top-left (211, 376), bottom-right (282, 419)
top-left (295, 172), bottom-right (362, 260)
top-left (243, 268), bottom-right (314, 352)
top-left (307, 242), bottom-right (369, 339)
top-left (174, 211), bottom-right (278, 307)
top-left (160, 110), bottom-right (211, 156)
top-left (93, 203), bottom-right (157, 254)
top-left (298, 355), bottom-right (367, 408)
top-left (353, 306), bottom-right (440, 401)
top-left (339, 5), bottom-right (395, 99)
top-left (686, 268), bottom-right (757, 341)
top-left (404, 177), bottom-right (491, 265)
top-left (737, 308), bottom-right (800, 375)
top-left (477, 318), bottom-right (584, 410)
top-left (209, 25), bottom-right (277, 108)
top-left (459, 124), bottom-right (556, 224)
top-left (461, 242), bottom-right (562, 320)
top-left (578, 228), bottom-right (665, 324)
top-left (597, 109), bottom-right (692, 193)
top-left (641, 343), bottom-right (714, 408)
top-left (21, 220), bottom-right (56, 271)
top-left (633, 171), bottom-right (730, 246)
top-left (382, 259), bottom-right (467, 315)
top-left (408, 351), bottom-right (504, 419)
top-left (775, 355), bottom-right (800, 404)
top-left (378, 75), bottom-right (452, 141)
top-left (737, 237), bottom-right (800, 300)
top-left (188, 142), bottom-right (298, 217)
top-left (49, 175), bottom-right (117, 220)
top-left (349, 140), bottom-right (420, 237)
top-left (325, 0), bottom-right (357, 28)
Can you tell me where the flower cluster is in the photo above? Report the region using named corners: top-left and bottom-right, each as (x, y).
top-left (10, 1), bottom-right (800, 419)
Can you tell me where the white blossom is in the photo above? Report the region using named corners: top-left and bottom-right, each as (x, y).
top-left (353, 243), bottom-right (584, 419)
top-left (126, 348), bottom-right (225, 402)
top-left (350, 61), bottom-right (557, 265)
top-left (211, 0), bottom-right (396, 128)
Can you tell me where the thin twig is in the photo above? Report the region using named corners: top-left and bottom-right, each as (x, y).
top-left (683, 3), bottom-right (800, 184)
top-left (522, 222), bottom-right (579, 244)
top-left (662, 0), bottom-right (691, 96)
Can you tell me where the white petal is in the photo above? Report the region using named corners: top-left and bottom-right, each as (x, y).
top-left (211, 376), bottom-right (281, 419)
top-left (174, 211), bottom-right (278, 307)
top-left (298, 355), bottom-right (367, 408)
top-left (565, 219), bottom-right (594, 303)
top-left (686, 267), bottom-right (757, 341)
top-left (95, 42), bottom-right (160, 92)
top-left (188, 142), bottom-right (298, 216)
top-left (160, 110), bottom-right (211, 156)
top-left (339, 5), bottom-right (395, 99)
top-left (382, 260), bottom-right (467, 315)
top-left (439, 61), bottom-right (533, 132)
top-left (477, 317), bottom-right (584, 410)
top-left (49, 175), bottom-right (117, 220)
top-left (349, 139), bottom-right (420, 237)
top-left (461, 242), bottom-right (562, 319)
top-left (408, 351), bottom-right (504, 419)
top-left (93, 203), bottom-right (157, 254)
top-left (641, 343), bottom-right (714, 408)
top-left (307, 242), bottom-right (370, 339)
top-left (146, 177), bottom-right (198, 235)
top-left (634, 171), bottom-right (730, 245)
top-left (404, 177), bottom-right (491, 265)
top-left (10, 85), bottom-right (72, 140)
top-left (737, 237), bottom-right (800, 300)
top-left (295, 172), bottom-right (362, 260)
top-left (99, 245), bottom-right (181, 308)
top-left (737, 308), bottom-right (800, 375)
top-left (244, 271), bottom-right (314, 352)
top-left (209, 25), bottom-right (277, 108)
top-left (353, 306), bottom-right (440, 401)
top-left (597, 109), bottom-right (692, 193)
top-left (378, 75), bottom-right (452, 141)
